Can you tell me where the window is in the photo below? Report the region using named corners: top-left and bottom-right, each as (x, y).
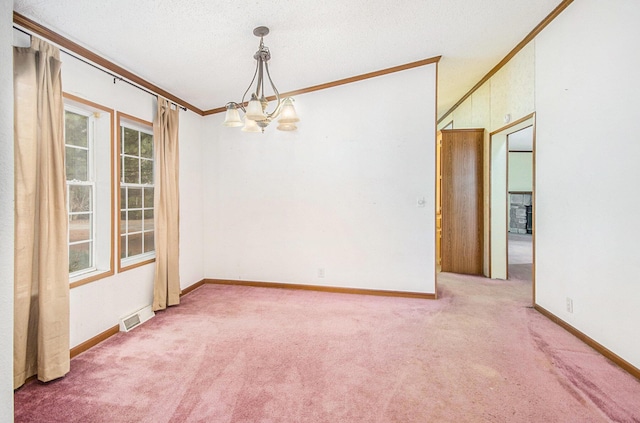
top-left (118, 114), bottom-right (155, 270)
top-left (65, 108), bottom-right (94, 274)
top-left (64, 95), bottom-right (114, 287)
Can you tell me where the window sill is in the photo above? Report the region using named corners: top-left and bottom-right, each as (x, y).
top-left (119, 254), bottom-right (156, 273)
top-left (70, 268), bottom-right (115, 289)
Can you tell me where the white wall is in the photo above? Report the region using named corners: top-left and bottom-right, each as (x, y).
top-left (177, 111), bottom-right (205, 288)
top-left (1, 0), bottom-right (15, 420)
top-left (508, 152), bottom-right (533, 192)
top-left (203, 65), bottom-right (437, 294)
top-left (535, 0), bottom-right (640, 369)
top-left (57, 49), bottom-right (204, 347)
top-left (490, 133), bottom-right (508, 280)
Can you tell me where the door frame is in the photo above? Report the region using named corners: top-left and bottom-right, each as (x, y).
top-left (489, 113), bottom-right (536, 300)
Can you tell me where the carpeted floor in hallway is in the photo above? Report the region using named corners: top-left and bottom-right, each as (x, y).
top-left (14, 271), bottom-right (640, 422)
top-left (508, 232), bottom-right (533, 282)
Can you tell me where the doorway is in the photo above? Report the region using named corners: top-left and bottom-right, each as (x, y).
top-left (506, 126), bottom-right (533, 282)
top-left (489, 114), bottom-right (535, 294)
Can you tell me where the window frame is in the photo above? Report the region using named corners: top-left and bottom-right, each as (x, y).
top-left (117, 112), bottom-right (156, 272)
top-left (64, 93), bottom-right (115, 289)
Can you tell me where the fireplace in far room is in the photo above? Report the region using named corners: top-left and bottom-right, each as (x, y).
top-left (509, 192), bottom-right (532, 234)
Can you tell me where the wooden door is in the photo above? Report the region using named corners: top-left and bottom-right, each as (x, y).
top-left (440, 129), bottom-right (484, 275)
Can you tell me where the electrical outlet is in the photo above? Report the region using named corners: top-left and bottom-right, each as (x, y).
top-left (566, 297), bottom-right (573, 313)
top-left (317, 268), bottom-right (325, 278)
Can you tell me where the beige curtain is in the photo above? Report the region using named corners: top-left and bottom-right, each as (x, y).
top-left (13, 37), bottom-right (69, 389)
top-left (152, 98), bottom-right (181, 310)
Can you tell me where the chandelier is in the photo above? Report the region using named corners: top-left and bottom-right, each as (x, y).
top-left (222, 26), bottom-right (300, 132)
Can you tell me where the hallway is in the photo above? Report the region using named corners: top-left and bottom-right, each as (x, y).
top-left (508, 232), bottom-right (532, 282)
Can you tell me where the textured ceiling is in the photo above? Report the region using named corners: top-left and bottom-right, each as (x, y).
top-left (508, 126), bottom-right (534, 151)
top-left (14, 0), bottom-right (564, 117)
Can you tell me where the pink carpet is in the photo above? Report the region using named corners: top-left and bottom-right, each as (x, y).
top-left (14, 275), bottom-right (640, 422)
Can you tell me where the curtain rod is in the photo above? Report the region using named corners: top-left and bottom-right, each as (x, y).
top-left (12, 25), bottom-right (187, 111)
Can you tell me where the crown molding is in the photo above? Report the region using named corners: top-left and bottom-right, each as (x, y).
top-left (13, 12), bottom-right (205, 116)
top-left (204, 56), bottom-right (441, 115)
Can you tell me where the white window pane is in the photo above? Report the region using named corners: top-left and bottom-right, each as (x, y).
top-left (120, 210), bottom-right (127, 235)
top-left (69, 242), bottom-right (91, 273)
top-left (120, 235), bottom-right (127, 259)
top-left (128, 233), bottom-right (142, 257)
top-left (144, 188), bottom-right (154, 209)
top-left (143, 231), bottom-right (154, 253)
top-left (123, 156), bottom-right (139, 184)
top-left (128, 210), bottom-right (142, 232)
top-left (66, 147), bottom-right (88, 181)
top-left (123, 127), bottom-right (139, 155)
top-left (140, 132), bottom-right (153, 159)
top-left (127, 188), bottom-right (142, 209)
top-left (69, 213), bottom-right (91, 243)
top-left (69, 185), bottom-right (92, 213)
top-left (65, 111), bottom-right (88, 148)
top-left (144, 209), bottom-right (154, 232)
top-left (141, 159), bottom-right (153, 185)
top-left (120, 187), bottom-right (127, 209)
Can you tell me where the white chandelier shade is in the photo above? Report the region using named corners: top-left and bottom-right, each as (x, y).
top-left (277, 98), bottom-right (300, 124)
top-left (241, 116), bottom-right (261, 133)
top-left (245, 98), bottom-right (267, 122)
top-left (222, 106), bottom-right (243, 127)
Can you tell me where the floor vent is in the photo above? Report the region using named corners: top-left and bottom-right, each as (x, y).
top-left (119, 305), bottom-right (155, 332)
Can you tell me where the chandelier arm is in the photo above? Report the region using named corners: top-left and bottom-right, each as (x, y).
top-left (264, 61), bottom-right (281, 118)
top-left (257, 56), bottom-right (264, 100)
top-left (225, 101), bottom-right (245, 113)
top-left (241, 57), bottom-right (261, 107)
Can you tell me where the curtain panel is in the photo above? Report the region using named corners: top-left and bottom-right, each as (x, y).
top-left (13, 37), bottom-right (70, 389)
top-left (152, 98), bottom-right (181, 310)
